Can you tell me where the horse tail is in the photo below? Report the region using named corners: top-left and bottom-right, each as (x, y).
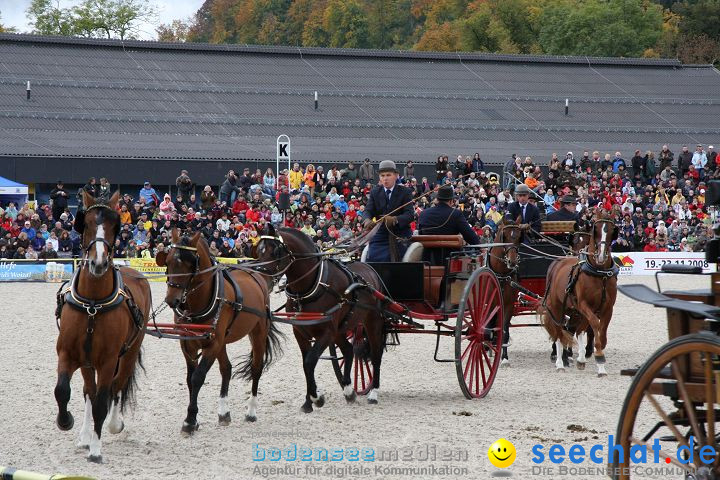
top-left (233, 310), bottom-right (285, 381)
top-left (120, 346), bottom-right (144, 414)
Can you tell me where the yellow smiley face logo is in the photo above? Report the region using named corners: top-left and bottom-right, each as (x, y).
top-left (488, 438), bottom-right (516, 468)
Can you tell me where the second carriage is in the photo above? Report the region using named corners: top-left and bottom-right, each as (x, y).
top-left (331, 220), bottom-right (581, 399)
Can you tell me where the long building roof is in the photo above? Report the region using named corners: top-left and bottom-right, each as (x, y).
top-left (1, 33), bottom-right (719, 166)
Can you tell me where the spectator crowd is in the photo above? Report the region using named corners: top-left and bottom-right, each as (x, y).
top-left (0, 144), bottom-right (717, 261)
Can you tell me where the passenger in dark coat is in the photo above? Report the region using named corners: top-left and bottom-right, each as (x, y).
top-left (418, 185), bottom-right (480, 245)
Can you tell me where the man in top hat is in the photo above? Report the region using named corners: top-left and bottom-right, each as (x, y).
top-left (506, 184), bottom-right (541, 238)
top-left (419, 184), bottom-right (480, 245)
top-left (547, 194), bottom-right (579, 223)
top-left (49, 180), bottom-right (69, 222)
top-left (363, 160), bottom-right (414, 261)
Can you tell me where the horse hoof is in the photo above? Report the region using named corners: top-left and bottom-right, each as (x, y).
top-left (56, 413), bottom-right (74, 431)
top-left (501, 359), bottom-right (510, 367)
top-left (108, 421), bottom-right (124, 435)
top-left (87, 455), bottom-right (103, 464)
top-left (301, 403), bottom-right (313, 414)
top-left (180, 422), bottom-right (198, 436)
top-left (556, 367), bottom-right (566, 373)
top-left (244, 414), bottom-right (257, 423)
top-left (550, 354), bottom-right (557, 362)
top-left (343, 385), bottom-right (357, 403)
top-left (598, 373), bottom-right (608, 378)
top-left (313, 395), bottom-right (325, 408)
top-left (218, 413), bottom-right (231, 426)
top-left (368, 398), bottom-right (378, 405)
top-left (576, 363), bottom-right (586, 371)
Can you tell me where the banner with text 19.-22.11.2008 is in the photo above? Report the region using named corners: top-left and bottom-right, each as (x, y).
top-left (613, 252), bottom-right (714, 275)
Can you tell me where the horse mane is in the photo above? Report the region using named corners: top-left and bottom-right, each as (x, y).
top-left (277, 226), bottom-right (318, 253)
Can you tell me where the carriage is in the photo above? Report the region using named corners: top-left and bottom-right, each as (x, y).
top-left (612, 263), bottom-right (720, 479)
top-left (315, 219), bottom-right (581, 400)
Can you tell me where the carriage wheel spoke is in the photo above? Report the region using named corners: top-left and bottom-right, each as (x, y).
top-left (671, 359), bottom-right (707, 446)
top-left (630, 437), bottom-right (695, 472)
top-left (478, 345), bottom-right (487, 391)
top-left (643, 391), bottom-right (691, 450)
top-left (465, 344), bottom-right (476, 392)
top-left (702, 352), bottom-right (717, 456)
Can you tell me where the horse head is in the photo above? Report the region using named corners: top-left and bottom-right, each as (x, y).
top-left (590, 209), bottom-right (617, 266)
top-left (156, 228), bottom-right (205, 309)
top-left (77, 190), bottom-right (121, 277)
top-left (255, 224), bottom-right (302, 276)
top-left (492, 214), bottom-right (523, 271)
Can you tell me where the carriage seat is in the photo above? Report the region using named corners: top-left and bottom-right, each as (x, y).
top-left (410, 235), bottom-right (464, 267)
top-left (541, 221), bottom-right (577, 233)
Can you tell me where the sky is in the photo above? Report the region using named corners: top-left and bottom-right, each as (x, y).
top-left (0, 0), bottom-right (204, 40)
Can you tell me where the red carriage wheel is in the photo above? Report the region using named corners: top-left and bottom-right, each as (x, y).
top-left (455, 268), bottom-right (504, 399)
top-left (330, 325), bottom-right (373, 395)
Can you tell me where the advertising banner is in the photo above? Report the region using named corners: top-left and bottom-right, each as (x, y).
top-left (0, 260), bottom-right (74, 282)
top-left (613, 252), bottom-right (715, 275)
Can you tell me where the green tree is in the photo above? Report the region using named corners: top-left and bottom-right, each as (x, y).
top-left (27, 0), bottom-right (75, 36)
top-left (322, 0), bottom-right (369, 48)
top-left (674, 0), bottom-right (720, 41)
top-left (538, 0), bottom-right (663, 57)
top-left (27, 0), bottom-right (156, 39)
top-left (157, 18), bottom-right (191, 41)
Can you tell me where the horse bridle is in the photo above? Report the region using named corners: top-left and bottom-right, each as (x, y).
top-left (166, 243), bottom-right (202, 306)
top-left (493, 224), bottom-right (522, 272)
top-left (589, 219), bottom-right (616, 263)
top-left (82, 204), bottom-right (117, 255)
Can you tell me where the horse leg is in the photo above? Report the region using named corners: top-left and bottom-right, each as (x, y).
top-left (585, 327), bottom-right (594, 359)
top-left (575, 331), bottom-right (586, 370)
top-left (500, 297), bottom-right (512, 367)
top-left (181, 342), bottom-right (198, 403)
top-left (76, 367), bottom-right (96, 448)
top-left (555, 338), bottom-right (566, 372)
top-left (363, 315), bottom-right (385, 405)
top-left (87, 363), bottom-right (115, 463)
top-left (336, 335), bottom-right (357, 403)
top-left (244, 323), bottom-right (269, 422)
top-left (55, 352), bottom-right (77, 431)
top-left (182, 354), bottom-right (216, 436)
top-left (301, 335), bottom-right (329, 413)
top-left (577, 304), bottom-right (607, 377)
top-left (217, 346), bottom-right (232, 426)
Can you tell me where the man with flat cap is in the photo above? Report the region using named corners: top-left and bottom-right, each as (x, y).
top-left (547, 194), bottom-right (579, 223)
top-left (419, 185), bottom-right (480, 245)
top-left (506, 184), bottom-right (541, 236)
top-left (363, 160), bottom-right (414, 261)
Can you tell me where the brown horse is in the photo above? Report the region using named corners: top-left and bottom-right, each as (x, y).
top-left (255, 225), bottom-right (388, 411)
top-left (155, 229), bottom-right (281, 435)
top-left (485, 216), bottom-right (523, 365)
top-left (55, 191), bottom-right (151, 463)
top-left (540, 209), bottom-right (618, 376)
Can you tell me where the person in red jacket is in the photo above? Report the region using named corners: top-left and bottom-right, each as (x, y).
top-left (643, 238), bottom-right (659, 252)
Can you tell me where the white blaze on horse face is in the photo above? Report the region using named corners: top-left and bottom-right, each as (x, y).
top-left (77, 394), bottom-right (93, 448)
top-left (597, 223), bottom-right (608, 263)
top-left (95, 224), bottom-right (106, 259)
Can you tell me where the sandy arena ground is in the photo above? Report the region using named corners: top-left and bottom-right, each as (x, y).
top-left (0, 275), bottom-right (704, 479)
